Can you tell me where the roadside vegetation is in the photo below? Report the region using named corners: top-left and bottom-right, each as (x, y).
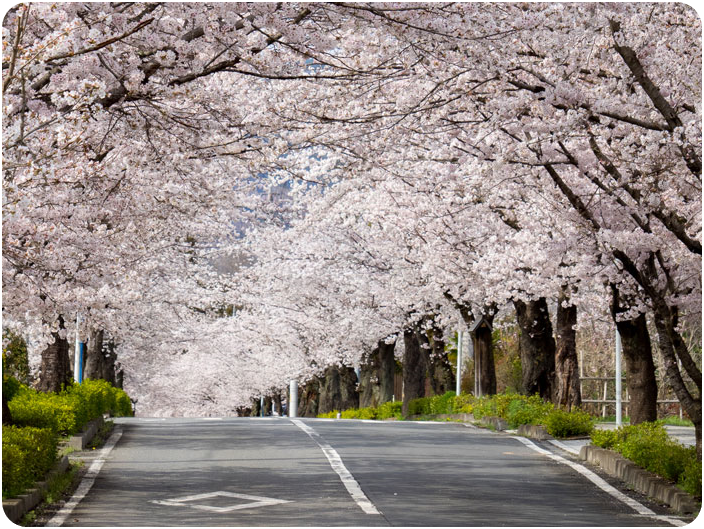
top-left (2, 359), bottom-right (132, 500)
top-left (591, 422), bottom-right (701, 499)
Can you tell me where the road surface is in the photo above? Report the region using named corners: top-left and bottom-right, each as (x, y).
top-left (48, 417), bottom-right (691, 526)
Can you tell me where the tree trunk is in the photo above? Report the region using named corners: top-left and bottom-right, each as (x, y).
top-left (298, 377), bottom-right (321, 417)
top-left (402, 326), bottom-right (425, 417)
top-left (2, 394), bottom-right (12, 425)
top-left (471, 315), bottom-right (497, 396)
top-left (359, 339), bottom-right (396, 407)
top-left (273, 392), bottom-right (282, 415)
top-left (514, 298), bottom-right (556, 400)
top-left (319, 364), bottom-right (359, 414)
top-left (83, 329), bottom-right (104, 381)
top-left (555, 291), bottom-right (581, 410)
top-left (37, 317), bottom-right (72, 393)
top-left (426, 327), bottom-right (455, 395)
top-left (651, 301), bottom-right (702, 458)
top-left (610, 288), bottom-right (658, 424)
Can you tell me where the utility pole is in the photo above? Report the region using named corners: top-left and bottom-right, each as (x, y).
top-left (615, 329), bottom-right (622, 427)
top-left (456, 330), bottom-right (462, 395)
top-left (289, 380), bottom-right (298, 418)
top-left (74, 314), bottom-right (84, 383)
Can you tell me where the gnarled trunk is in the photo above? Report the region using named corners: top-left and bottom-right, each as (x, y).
top-left (297, 377), bottom-right (321, 417)
top-left (359, 339), bottom-right (396, 407)
top-left (37, 317), bottom-right (72, 393)
top-left (402, 326), bottom-right (425, 417)
top-left (318, 365), bottom-right (358, 414)
top-left (555, 291), bottom-right (581, 410)
top-left (514, 298), bottom-right (555, 400)
top-left (426, 327), bottom-right (455, 395)
top-left (471, 316), bottom-right (496, 397)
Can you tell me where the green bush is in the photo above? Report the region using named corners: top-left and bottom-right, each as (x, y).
top-left (408, 396), bottom-right (431, 416)
top-left (590, 421), bottom-right (700, 497)
top-left (2, 426), bottom-right (58, 498)
top-left (679, 459), bottom-right (702, 499)
top-left (317, 410), bottom-right (339, 418)
top-left (450, 393), bottom-right (474, 413)
top-left (429, 391), bottom-right (456, 414)
top-left (341, 407), bottom-right (377, 420)
top-left (506, 396), bottom-right (554, 428)
top-left (544, 408), bottom-right (594, 438)
top-left (376, 400), bottom-right (402, 420)
top-left (8, 380), bottom-right (133, 435)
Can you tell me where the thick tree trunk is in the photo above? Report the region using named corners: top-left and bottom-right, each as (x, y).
top-left (610, 294), bottom-right (658, 425)
top-left (471, 316), bottom-right (497, 397)
top-left (514, 298), bottom-right (556, 400)
top-left (318, 365), bottom-right (359, 414)
top-left (298, 377), bottom-right (321, 417)
top-left (426, 327), bottom-right (455, 395)
top-left (402, 326), bottom-right (425, 417)
top-left (37, 317), bottom-right (72, 393)
top-left (2, 394), bottom-right (12, 425)
top-left (359, 339), bottom-right (396, 407)
top-left (83, 329), bottom-right (104, 381)
top-left (273, 392), bottom-right (282, 415)
top-left (554, 292), bottom-right (581, 410)
top-left (651, 302), bottom-right (702, 458)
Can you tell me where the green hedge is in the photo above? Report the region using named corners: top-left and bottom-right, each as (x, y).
top-left (8, 379), bottom-right (133, 435)
top-left (2, 426), bottom-right (58, 498)
top-left (591, 421), bottom-right (701, 499)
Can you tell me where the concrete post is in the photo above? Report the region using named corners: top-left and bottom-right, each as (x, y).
top-left (456, 330), bottom-right (462, 395)
top-left (74, 314), bottom-right (83, 383)
top-left (289, 380), bottom-right (298, 418)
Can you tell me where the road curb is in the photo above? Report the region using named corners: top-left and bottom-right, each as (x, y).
top-left (517, 424), bottom-right (552, 440)
top-left (578, 445), bottom-right (699, 514)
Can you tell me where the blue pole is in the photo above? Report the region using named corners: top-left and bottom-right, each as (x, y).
top-left (78, 342), bottom-right (84, 383)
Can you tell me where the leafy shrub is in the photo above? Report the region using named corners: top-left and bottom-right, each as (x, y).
top-left (8, 380), bottom-right (133, 435)
top-left (590, 428), bottom-right (620, 449)
top-left (544, 408), bottom-right (594, 438)
top-left (450, 393), bottom-right (474, 413)
top-left (506, 396), bottom-right (554, 428)
top-left (341, 407), bottom-right (377, 420)
top-left (591, 421), bottom-right (700, 496)
top-left (376, 400), bottom-right (402, 420)
top-left (2, 426), bottom-right (58, 498)
top-left (429, 391), bottom-right (456, 414)
top-left (679, 459), bottom-right (702, 499)
top-left (408, 396), bottom-right (431, 416)
top-left (317, 410), bottom-right (339, 418)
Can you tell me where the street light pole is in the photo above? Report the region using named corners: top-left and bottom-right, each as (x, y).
top-left (74, 314), bottom-right (83, 384)
top-left (289, 380), bottom-right (298, 418)
top-left (456, 330), bottom-right (462, 395)
top-left (616, 329), bottom-right (622, 427)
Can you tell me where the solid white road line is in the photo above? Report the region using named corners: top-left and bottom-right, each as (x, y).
top-left (47, 428), bottom-right (123, 527)
top-left (511, 436), bottom-right (687, 527)
top-left (291, 419), bottom-right (380, 515)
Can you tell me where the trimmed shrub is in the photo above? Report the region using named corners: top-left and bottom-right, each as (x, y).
top-left (2, 425), bottom-right (58, 498)
top-left (506, 396), bottom-right (554, 428)
top-left (341, 407), bottom-right (377, 420)
top-left (590, 421), bottom-right (700, 496)
top-left (450, 393), bottom-right (474, 413)
top-left (679, 459), bottom-right (702, 499)
top-left (376, 400), bottom-right (402, 420)
top-left (8, 380), bottom-right (133, 435)
top-left (544, 408), bottom-right (594, 438)
top-left (317, 410), bottom-right (339, 418)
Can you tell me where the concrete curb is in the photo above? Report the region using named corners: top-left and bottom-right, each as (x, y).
top-left (517, 423), bottom-right (552, 440)
top-left (479, 416), bottom-right (509, 431)
top-left (64, 416), bottom-right (104, 451)
top-left (3, 416), bottom-right (104, 523)
top-left (2, 456), bottom-right (69, 523)
top-left (579, 445), bottom-right (699, 514)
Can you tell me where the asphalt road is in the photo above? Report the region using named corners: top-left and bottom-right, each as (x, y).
top-left (52, 417), bottom-right (689, 527)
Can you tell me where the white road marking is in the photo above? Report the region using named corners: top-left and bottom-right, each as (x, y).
top-left (150, 491), bottom-right (291, 513)
top-left (291, 419), bottom-right (380, 515)
top-left (47, 428), bottom-right (123, 527)
top-left (511, 436), bottom-right (686, 527)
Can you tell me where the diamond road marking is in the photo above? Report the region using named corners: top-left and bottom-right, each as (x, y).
top-left (150, 491), bottom-right (292, 513)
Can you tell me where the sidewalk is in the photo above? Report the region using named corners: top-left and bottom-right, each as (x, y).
top-left (548, 422), bottom-right (696, 457)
